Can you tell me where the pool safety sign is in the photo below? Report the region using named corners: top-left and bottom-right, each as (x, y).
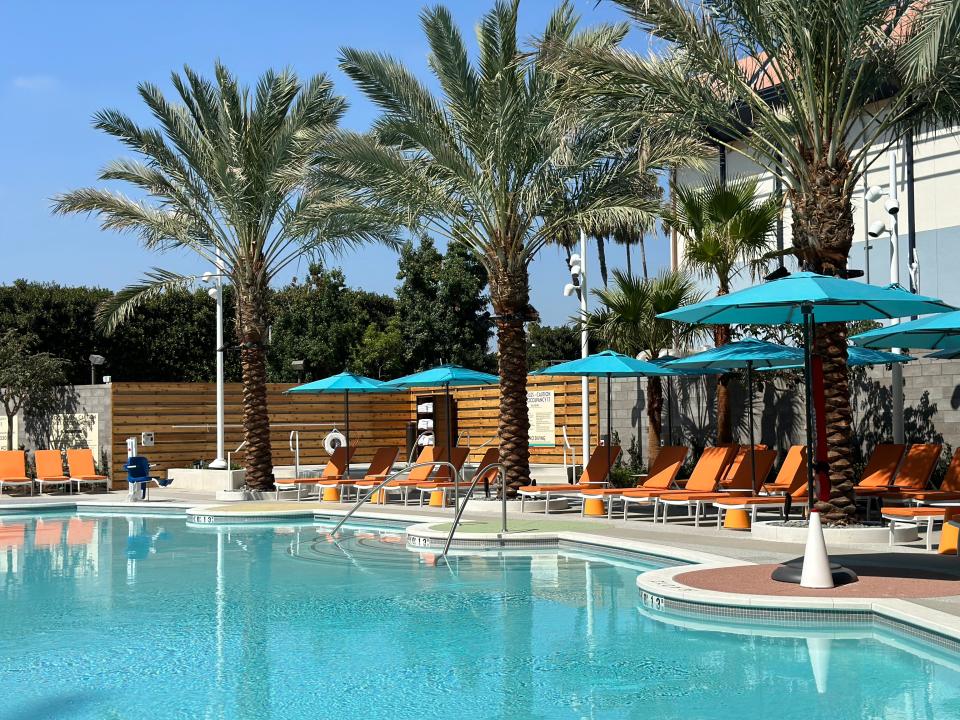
top-left (527, 390), bottom-right (556, 447)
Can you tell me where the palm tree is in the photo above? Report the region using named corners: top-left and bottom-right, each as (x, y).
top-left (558, 0), bottom-right (960, 522)
top-left (664, 175), bottom-right (780, 444)
top-left (53, 63), bottom-right (393, 492)
top-left (586, 270), bottom-right (704, 465)
top-left (320, 2), bottom-right (688, 493)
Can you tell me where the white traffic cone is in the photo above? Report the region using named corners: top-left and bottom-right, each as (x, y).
top-left (800, 510), bottom-right (835, 589)
top-left (805, 636), bottom-right (832, 694)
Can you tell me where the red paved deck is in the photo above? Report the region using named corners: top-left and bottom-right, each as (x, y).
top-left (676, 564), bottom-right (960, 598)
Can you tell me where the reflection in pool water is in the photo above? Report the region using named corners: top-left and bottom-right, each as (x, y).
top-left (0, 514), bottom-right (958, 720)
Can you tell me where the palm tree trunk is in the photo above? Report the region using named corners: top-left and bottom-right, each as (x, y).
top-left (714, 323), bottom-right (733, 444)
top-left (792, 164), bottom-right (857, 523)
top-left (237, 285), bottom-right (274, 492)
top-left (638, 231), bottom-right (648, 279)
top-left (625, 243), bottom-right (632, 277)
top-left (491, 268), bottom-right (531, 496)
top-left (646, 376), bottom-right (663, 468)
top-left (596, 236), bottom-right (608, 287)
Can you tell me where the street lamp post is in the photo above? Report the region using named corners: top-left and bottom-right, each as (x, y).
top-left (563, 231), bottom-right (590, 467)
top-left (203, 252), bottom-right (227, 470)
top-left (88, 354), bottom-right (105, 385)
top-left (866, 149), bottom-right (904, 444)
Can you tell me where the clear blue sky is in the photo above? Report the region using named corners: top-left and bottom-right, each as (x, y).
top-left (0, 0), bottom-right (669, 326)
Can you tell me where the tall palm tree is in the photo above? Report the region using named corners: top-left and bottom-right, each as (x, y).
top-left (559, 0), bottom-right (960, 522)
top-left (319, 2), bottom-right (689, 493)
top-left (586, 270), bottom-right (704, 465)
top-left (53, 63), bottom-right (393, 491)
top-left (664, 175), bottom-right (780, 444)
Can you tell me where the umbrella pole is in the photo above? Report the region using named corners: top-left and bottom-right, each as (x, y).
top-left (801, 303), bottom-right (816, 512)
top-left (345, 390), bottom-right (350, 453)
top-left (606, 375), bottom-right (612, 473)
top-left (669, 377), bottom-right (674, 447)
top-left (747, 361), bottom-right (756, 494)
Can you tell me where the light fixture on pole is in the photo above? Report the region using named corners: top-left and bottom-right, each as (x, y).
top-left (201, 258), bottom-right (227, 470)
top-left (89, 354), bottom-right (105, 385)
top-left (562, 234), bottom-right (590, 467)
top-left (865, 148), bottom-right (905, 445)
top-left (291, 359), bottom-right (305, 384)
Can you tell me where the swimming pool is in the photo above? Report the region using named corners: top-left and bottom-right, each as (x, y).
top-left (1, 513), bottom-right (959, 719)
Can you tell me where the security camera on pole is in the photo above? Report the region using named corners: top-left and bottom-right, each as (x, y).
top-left (865, 149), bottom-right (904, 444)
top-left (563, 231), bottom-right (590, 470)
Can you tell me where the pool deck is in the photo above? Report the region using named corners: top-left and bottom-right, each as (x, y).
top-left (4, 488), bottom-right (960, 635)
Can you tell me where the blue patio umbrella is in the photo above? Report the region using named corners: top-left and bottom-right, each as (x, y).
top-left (385, 364), bottom-right (498, 450)
top-left (667, 339), bottom-right (807, 492)
top-left (927, 348), bottom-right (960, 360)
top-left (753, 346), bottom-right (915, 370)
top-left (659, 272), bottom-right (954, 510)
top-left (534, 350), bottom-right (678, 471)
top-left (287, 371), bottom-right (397, 452)
top-left (851, 309), bottom-right (960, 350)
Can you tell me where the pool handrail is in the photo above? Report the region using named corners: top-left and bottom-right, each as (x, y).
top-left (330, 460), bottom-right (461, 536)
top-left (439, 462), bottom-right (505, 559)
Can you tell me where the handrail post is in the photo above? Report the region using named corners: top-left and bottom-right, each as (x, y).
top-left (501, 471), bottom-right (508, 534)
top-left (439, 463), bottom-right (504, 558)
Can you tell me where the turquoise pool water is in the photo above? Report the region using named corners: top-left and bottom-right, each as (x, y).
top-left (1, 513), bottom-right (959, 720)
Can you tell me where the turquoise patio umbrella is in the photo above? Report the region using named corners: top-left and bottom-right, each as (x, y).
top-left (667, 339), bottom-right (807, 492)
top-left (286, 371), bottom-right (397, 452)
top-left (659, 272), bottom-right (954, 508)
top-left (754, 346), bottom-right (915, 370)
top-left (851, 309), bottom-right (960, 350)
top-left (533, 350), bottom-right (678, 471)
top-left (927, 348), bottom-right (960, 360)
top-left (385, 364), bottom-right (498, 450)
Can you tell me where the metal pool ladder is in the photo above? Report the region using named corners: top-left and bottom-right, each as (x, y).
top-left (439, 462), bottom-right (506, 559)
top-left (330, 460), bottom-right (461, 536)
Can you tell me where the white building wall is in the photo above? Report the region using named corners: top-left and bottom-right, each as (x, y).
top-left (674, 121), bottom-right (960, 307)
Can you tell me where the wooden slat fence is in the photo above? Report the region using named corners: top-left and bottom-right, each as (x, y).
top-left (110, 378), bottom-right (597, 484)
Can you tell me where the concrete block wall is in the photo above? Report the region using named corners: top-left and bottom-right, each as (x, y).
top-left (600, 353), bottom-right (960, 471)
top-left (20, 383), bottom-right (112, 473)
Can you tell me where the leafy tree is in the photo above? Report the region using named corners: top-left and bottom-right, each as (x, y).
top-left (527, 323), bottom-right (585, 371)
top-left (351, 321), bottom-right (408, 379)
top-left (323, 2), bottom-right (663, 492)
top-left (0, 281), bottom-right (107, 385)
top-left (585, 270), bottom-right (704, 464)
top-left (393, 238), bottom-right (491, 373)
top-left (53, 63), bottom-right (394, 491)
top-left (558, 0), bottom-right (960, 521)
top-left (664, 175), bottom-right (780, 445)
top-left (0, 331), bottom-right (68, 450)
top-left (268, 265), bottom-right (395, 381)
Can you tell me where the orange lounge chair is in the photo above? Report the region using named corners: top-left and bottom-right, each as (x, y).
top-left (357, 446), bottom-right (444, 505)
top-left (882, 506), bottom-right (956, 551)
top-left (760, 446), bottom-right (807, 495)
top-left (518, 445), bottom-right (622, 513)
top-left (35, 450), bottom-right (71, 495)
top-left (857, 443), bottom-right (940, 498)
top-left (885, 447), bottom-right (960, 505)
top-left (470, 447), bottom-right (504, 498)
top-left (713, 447), bottom-right (808, 526)
top-left (318, 446), bottom-right (400, 502)
top-left (852, 443), bottom-right (906, 494)
top-left (414, 446), bottom-right (472, 506)
top-left (277, 446), bottom-right (356, 501)
top-left (621, 446), bottom-right (737, 519)
top-left (656, 449), bottom-right (777, 525)
top-left (0, 450), bottom-right (32, 496)
top-left (66, 448), bottom-right (110, 493)
top-left (578, 446), bottom-right (689, 519)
